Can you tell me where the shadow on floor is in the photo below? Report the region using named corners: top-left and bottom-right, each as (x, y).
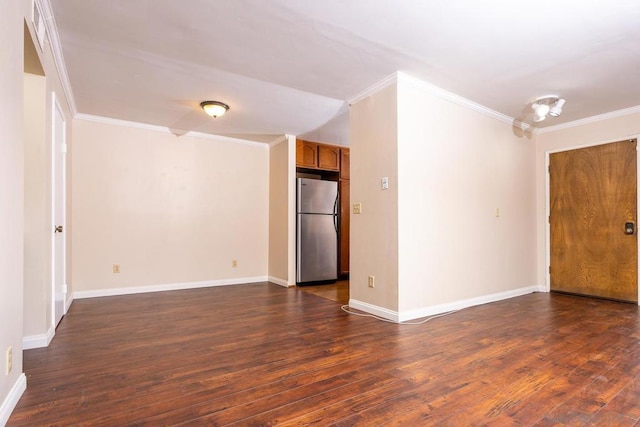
top-left (297, 280), bottom-right (349, 305)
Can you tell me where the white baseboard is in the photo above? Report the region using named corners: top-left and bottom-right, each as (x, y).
top-left (65, 293), bottom-right (74, 312)
top-left (268, 276), bottom-right (293, 287)
top-left (72, 276), bottom-right (269, 299)
top-left (23, 325), bottom-right (55, 350)
top-left (398, 285), bottom-right (539, 322)
top-left (349, 299), bottom-right (399, 322)
top-left (0, 373), bottom-right (26, 426)
top-left (349, 285), bottom-right (539, 323)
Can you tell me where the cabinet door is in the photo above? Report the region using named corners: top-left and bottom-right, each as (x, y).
top-left (340, 148), bottom-right (350, 180)
top-left (339, 179), bottom-right (350, 277)
top-left (318, 145), bottom-right (340, 171)
top-left (296, 140), bottom-right (318, 168)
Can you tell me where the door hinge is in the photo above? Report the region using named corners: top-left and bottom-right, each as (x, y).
top-left (548, 265), bottom-right (551, 274)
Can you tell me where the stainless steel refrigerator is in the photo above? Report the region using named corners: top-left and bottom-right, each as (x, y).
top-left (296, 178), bottom-right (338, 284)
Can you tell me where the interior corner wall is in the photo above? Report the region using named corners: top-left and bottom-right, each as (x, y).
top-left (396, 77), bottom-right (537, 314)
top-left (23, 73), bottom-right (50, 337)
top-left (0, 0), bottom-right (25, 417)
top-left (349, 84), bottom-right (399, 312)
top-left (268, 137), bottom-right (291, 285)
top-left (71, 119), bottom-right (270, 293)
top-left (534, 113), bottom-right (640, 290)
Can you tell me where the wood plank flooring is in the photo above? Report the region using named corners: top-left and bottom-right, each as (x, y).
top-left (297, 280), bottom-right (349, 305)
top-left (8, 283), bottom-right (640, 426)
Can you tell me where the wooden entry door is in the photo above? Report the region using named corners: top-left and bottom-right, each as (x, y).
top-left (550, 139), bottom-right (638, 302)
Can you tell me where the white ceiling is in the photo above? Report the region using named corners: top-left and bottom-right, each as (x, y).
top-left (50, 0), bottom-right (640, 144)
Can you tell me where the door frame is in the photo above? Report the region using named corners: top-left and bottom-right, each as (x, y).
top-left (544, 135), bottom-right (640, 304)
top-left (51, 91), bottom-right (67, 326)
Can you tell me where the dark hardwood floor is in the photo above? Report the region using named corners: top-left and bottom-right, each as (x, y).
top-left (8, 283), bottom-right (640, 426)
top-left (297, 280), bottom-right (349, 305)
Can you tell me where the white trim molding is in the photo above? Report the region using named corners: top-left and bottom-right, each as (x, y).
top-left (0, 373), bottom-right (27, 426)
top-left (65, 292), bottom-right (73, 313)
top-left (350, 285), bottom-right (539, 323)
top-left (268, 276), bottom-right (293, 287)
top-left (38, 0), bottom-right (77, 115)
top-left (537, 105), bottom-right (640, 135)
top-left (348, 72), bottom-right (398, 106)
top-left (74, 114), bottom-right (269, 148)
top-left (397, 72), bottom-right (516, 126)
top-left (398, 286), bottom-right (539, 322)
top-left (349, 299), bottom-right (400, 323)
top-left (23, 325), bottom-right (55, 350)
top-left (73, 277), bottom-right (269, 299)
top-left (348, 72), bottom-right (532, 131)
top-left (268, 134), bottom-right (289, 148)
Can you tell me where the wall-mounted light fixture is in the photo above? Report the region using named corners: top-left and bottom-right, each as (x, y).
top-left (531, 95), bottom-right (565, 123)
top-left (200, 101), bottom-right (229, 118)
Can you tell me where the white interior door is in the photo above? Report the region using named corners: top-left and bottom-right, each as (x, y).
top-left (52, 94), bottom-right (66, 327)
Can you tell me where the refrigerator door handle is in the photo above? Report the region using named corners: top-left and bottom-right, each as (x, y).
top-left (296, 214), bottom-right (302, 283)
top-left (333, 191), bottom-right (339, 233)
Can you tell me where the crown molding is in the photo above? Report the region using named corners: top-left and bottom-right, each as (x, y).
top-left (536, 105), bottom-right (640, 134)
top-left (397, 72), bottom-right (516, 126)
top-left (187, 131), bottom-right (268, 148)
top-left (348, 72), bottom-right (398, 106)
top-left (75, 114), bottom-right (268, 148)
top-left (348, 72), bottom-right (532, 131)
top-left (38, 0), bottom-right (77, 116)
top-left (268, 134), bottom-right (289, 147)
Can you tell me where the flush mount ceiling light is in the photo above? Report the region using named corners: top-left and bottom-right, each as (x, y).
top-left (200, 101), bottom-right (229, 118)
top-left (531, 95), bottom-right (566, 123)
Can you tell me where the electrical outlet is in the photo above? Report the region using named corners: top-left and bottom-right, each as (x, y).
top-left (368, 275), bottom-right (375, 288)
top-left (113, 264), bottom-right (120, 274)
top-left (6, 346), bottom-right (12, 375)
top-left (353, 202), bottom-right (362, 214)
top-left (232, 260), bottom-right (238, 268)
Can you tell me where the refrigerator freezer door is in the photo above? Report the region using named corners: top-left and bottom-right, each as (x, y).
top-left (297, 213), bottom-right (338, 283)
top-left (297, 178), bottom-right (338, 214)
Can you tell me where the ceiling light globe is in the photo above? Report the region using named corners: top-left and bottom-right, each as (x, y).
top-left (200, 101), bottom-right (229, 118)
top-left (532, 103), bottom-right (549, 122)
top-left (549, 98), bottom-right (566, 117)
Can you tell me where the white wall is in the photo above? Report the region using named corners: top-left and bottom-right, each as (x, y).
top-left (299, 110), bottom-right (350, 147)
top-left (20, 3), bottom-right (75, 351)
top-left (349, 84), bottom-right (399, 312)
top-left (268, 136), bottom-right (293, 286)
top-left (396, 75), bottom-right (537, 316)
top-left (2, 0), bottom-right (76, 417)
top-left (71, 119), bottom-right (270, 295)
top-left (534, 112), bottom-right (640, 290)
top-left (23, 73), bottom-right (50, 338)
top-left (0, 1), bottom-right (26, 421)
top-left (349, 74), bottom-right (538, 321)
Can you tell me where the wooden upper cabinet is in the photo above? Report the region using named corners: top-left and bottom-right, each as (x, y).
top-left (318, 145), bottom-right (340, 171)
top-left (296, 140), bottom-right (318, 168)
top-left (296, 139), bottom-right (341, 171)
top-left (340, 148), bottom-right (350, 180)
